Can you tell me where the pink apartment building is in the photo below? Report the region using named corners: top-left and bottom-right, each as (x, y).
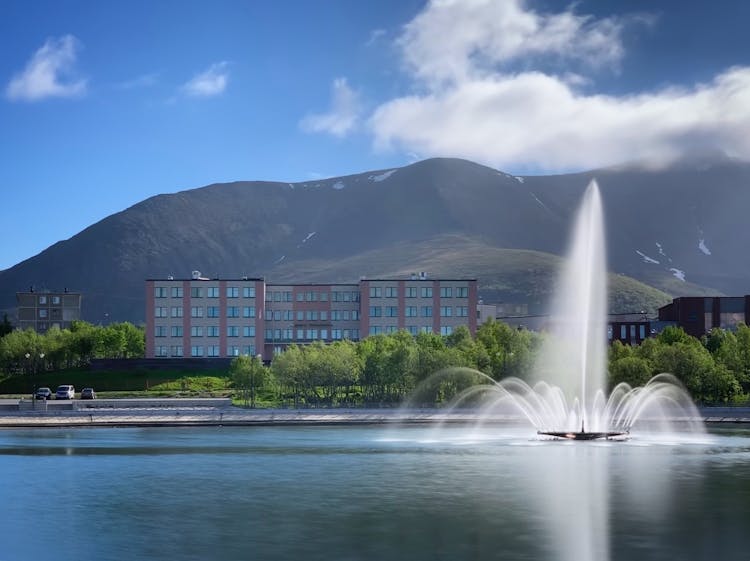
top-left (145, 273), bottom-right (478, 361)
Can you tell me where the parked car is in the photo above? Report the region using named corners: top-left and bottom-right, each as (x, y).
top-left (55, 385), bottom-right (75, 400)
top-left (80, 387), bottom-right (96, 400)
top-left (34, 387), bottom-right (53, 400)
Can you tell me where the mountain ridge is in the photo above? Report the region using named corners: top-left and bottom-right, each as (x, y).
top-left (2, 156), bottom-right (748, 324)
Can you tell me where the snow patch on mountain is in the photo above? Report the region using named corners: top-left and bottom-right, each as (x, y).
top-left (636, 250), bottom-right (660, 264)
top-left (369, 170), bottom-right (396, 182)
top-left (332, 181), bottom-right (345, 190)
top-left (670, 268), bottom-right (686, 282)
top-left (274, 255), bottom-right (286, 265)
top-left (302, 232), bottom-right (316, 243)
top-left (698, 239), bottom-right (712, 255)
top-left (514, 176), bottom-right (525, 183)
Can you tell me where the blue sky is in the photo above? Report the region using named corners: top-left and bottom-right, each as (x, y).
top-left (2, 0), bottom-right (749, 271)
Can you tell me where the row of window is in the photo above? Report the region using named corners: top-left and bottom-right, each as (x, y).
top-left (368, 306), bottom-right (469, 318)
top-left (608, 324), bottom-right (647, 340)
top-left (154, 345), bottom-right (257, 358)
top-left (367, 325), bottom-right (454, 336)
top-left (264, 309), bottom-right (361, 322)
top-left (264, 328), bottom-right (361, 341)
top-left (155, 286), bottom-right (257, 299)
top-left (34, 295), bottom-right (63, 305)
top-left (155, 306), bottom-right (257, 318)
top-left (155, 325), bottom-right (257, 338)
top-left (368, 286), bottom-right (469, 298)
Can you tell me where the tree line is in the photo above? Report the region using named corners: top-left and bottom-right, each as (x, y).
top-left (0, 320), bottom-right (144, 375)
top-left (2, 316), bottom-right (749, 406)
top-left (231, 322), bottom-right (750, 407)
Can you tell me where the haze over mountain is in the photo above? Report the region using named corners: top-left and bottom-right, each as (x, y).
top-left (2, 156), bottom-right (748, 325)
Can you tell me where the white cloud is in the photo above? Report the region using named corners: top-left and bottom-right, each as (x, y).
top-left (181, 62), bottom-right (229, 97)
top-left (6, 35), bottom-right (87, 101)
top-left (366, 0), bottom-right (750, 171)
top-left (399, 0), bottom-right (630, 85)
top-left (300, 78), bottom-right (361, 137)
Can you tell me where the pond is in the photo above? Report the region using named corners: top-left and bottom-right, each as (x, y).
top-left (1, 424), bottom-right (748, 561)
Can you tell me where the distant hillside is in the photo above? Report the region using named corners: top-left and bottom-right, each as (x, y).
top-left (1, 156), bottom-right (747, 323)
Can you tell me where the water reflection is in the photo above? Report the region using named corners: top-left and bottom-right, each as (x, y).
top-left (0, 426), bottom-right (747, 561)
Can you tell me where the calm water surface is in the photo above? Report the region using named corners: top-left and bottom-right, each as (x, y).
top-left (1, 425), bottom-right (749, 561)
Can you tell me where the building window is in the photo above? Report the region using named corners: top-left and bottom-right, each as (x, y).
top-left (207, 346), bottom-right (220, 357)
top-left (407, 326), bottom-right (418, 335)
top-left (227, 287), bottom-right (239, 298)
top-left (243, 286), bottom-right (256, 298)
top-left (154, 287), bottom-right (166, 298)
top-left (320, 311), bottom-right (328, 321)
top-left (296, 311), bottom-right (304, 321)
top-left (191, 326), bottom-right (203, 337)
top-left (639, 325), bottom-right (646, 339)
top-left (386, 306), bottom-right (398, 317)
top-left (227, 307), bottom-right (240, 318)
top-left (51, 296), bottom-right (61, 305)
top-left (191, 346), bottom-right (204, 357)
top-left (191, 306), bottom-right (204, 318)
top-left (207, 306), bottom-right (220, 318)
top-left (296, 292), bottom-right (304, 302)
top-left (274, 310), bottom-right (282, 321)
top-left (421, 287), bottom-right (433, 298)
top-left (171, 306), bottom-right (183, 318)
top-left (171, 287), bottom-right (183, 298)
top-left (440, 306), bottom-right (452, 317)
top-left (227, 326), bottom-right (239, 337)
top-left (207, 287), bottom-right (219, 298)
top-left (171, 346), bottom-right (183, 357)
top-left (420, 326), bottom-right (431, 334)
top-left (332, 329), bottom-right (342, 340)
top-left (191, 287), bottom-right (203, 298)
top-left (405, 306), bottom-right (417, 317)
top-left (265, 329), bottom-right (274, 341)
top-left (630, 325), bottom-right (636, 340)
top-left (385, 287), bottom-right (398, 298)
top-left (351, 310), bottom-right (360, 320)
top-left (620, 325), bottom-right (627, 339)
top-left (155, 307), bottom-right (168, 318)
top-left (369, 287), bottom-right (382, 298)
top-left (369, 306), bottom-right (382, 317)
top-left (440, 287), bottom-right (452, 298)
top-left (171, 326), bottom-right (183, 337)
top-left (38, 309), bottom-right (48, 318)
top-left (207, 326), bottom-right (219, 337)
top-left (156, 346), bottom-right (169, 357)
top-left (386, 326), bottom-right (398, 334)
top-left (455, 306), bottom-right (468, 317)
top-left (296, 329), bottom-right (304, 340)
top-left (243, 306), bottom-right (255, 318)
top-left (440, 326), bottom-right (453, 336)
top-left (455, 287), bottom-right (468, 298)
top-left (406, 287), bottom-right (417, 298)
top-left (369, 326), bottom-right (382, 335)
top-left (155, 326), bottom-right (167, 337)
top-left (607, 325), bottom-right (613, 340)
top-left (320, 329), bottom-right (329, 339)
top-left (320, 292), bottom-right (329, 302)
top-left (421, 306), bottom-right (433, 317)
top-left (307, 329), bottom-right (318, 339)
top-left (243, 345), bottom-right (256, 355)
top-left (243, 326), bottom-right (256, 337)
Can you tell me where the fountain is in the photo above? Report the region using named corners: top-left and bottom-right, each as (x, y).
top-left (420, 180), bottom-right (703, 440)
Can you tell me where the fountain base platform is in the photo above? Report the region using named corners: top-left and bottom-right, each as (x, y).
top-left (538, 431), bottom-right (629, 441)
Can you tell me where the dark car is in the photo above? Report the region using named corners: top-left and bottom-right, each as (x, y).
top-left (34, 387), bottom-right (53, 400)
top-left (80, 387), bottom-right (96, 400)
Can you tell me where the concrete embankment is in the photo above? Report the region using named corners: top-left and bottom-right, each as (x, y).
top-left (0, 399), bottom-right (746, 428)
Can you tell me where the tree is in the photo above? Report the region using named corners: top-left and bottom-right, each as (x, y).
top-left (0, 314), bottom-right (12, 338)
top-left (230, 354), bottom-right (270, 407)
top-left (608, 356), bottom-right (652, 388)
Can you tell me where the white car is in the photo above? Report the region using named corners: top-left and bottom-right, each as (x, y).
top-left (55, 385), bottom-right (75, 400)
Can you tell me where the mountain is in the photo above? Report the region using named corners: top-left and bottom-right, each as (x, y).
top-left (2, 156), bottom-right (749, 324)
